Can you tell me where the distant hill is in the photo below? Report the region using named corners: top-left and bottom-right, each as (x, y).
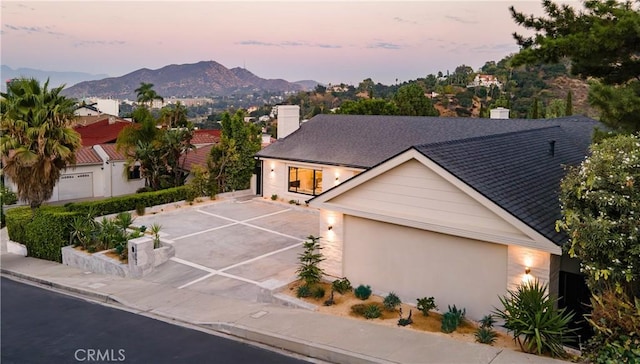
top-left (61, 61), bottom-right (307, 99)
top-left (0, 65), bottom-right (108, 92)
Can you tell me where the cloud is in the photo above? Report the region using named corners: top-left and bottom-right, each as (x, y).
top-left (393, 16), bottom-right (417, 24)
top-left (237, 40), bottom-right (342, 49)
top-left (471, 43), bottom-right (518, 53)
top-left (3, 24), bottom-right (64, 36)
top-left (445, 15), bottom-right (478, 24)
top-left (367, 42), bottom-right (402, 50)
top-left (73, 40), bottom-right (127, 48)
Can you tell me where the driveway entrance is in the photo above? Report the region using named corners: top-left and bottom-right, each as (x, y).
top-left (134, 199), bottom-right (319, 302)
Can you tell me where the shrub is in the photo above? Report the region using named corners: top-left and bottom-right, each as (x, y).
top-left (270, 194), bottom-right (278, 201)
top-left (441, 312), bottom-right (459, 333)
top-left (312, 286), bottom-right (326, 299)
top-left (296, 235), bottom-right (325, 286)
top-left (585, 290), bottom-right (640, 363)
top-left (351, 303), bottom-right (383, 319)
top-left (5, 206), bottom-right (33, 244)
top-left (493, 279), bottom-right (577, 357)
top-left (363, 304), bottom-right (382, 319)
top-left (296, 285), bottom-right (312, 298)
top-left (135, 204), bottom-right (145, 216)
top-left (479, 314), bottom-right (496, 328)
top-left (332, 277), bottom-right (352, 294)
top-left (1, 186), bottom-right (18, 205)
top-left (150, 223), bottom-right (162, 249)
top-left (383, 292), bottom-right (402, 311)
top-left (354, 285), bottom-right (372, 300)
top-left (475, 327), bottom-right (498, 345)
top-left (417, 296), bottom-right (437, 316)
top-left (447, 305), bottom-right (466, 325)
top-left (24, 207), bottom-right (79, 262)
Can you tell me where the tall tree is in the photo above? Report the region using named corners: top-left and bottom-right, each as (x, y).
top-left (393, 84), bottom-right (439, 116)
top-left (135, 82), bottom-right (164, 108)
top-left (207, 111), bottom-right (261, 193)
top-left (336, 99), bottom-right (399, 115)
top-left (0, 78), bottom-right (81, 209)
top-left (565, 90), bottom-right (573, 116)
top-left (510, 0), bottom-right (640, 132)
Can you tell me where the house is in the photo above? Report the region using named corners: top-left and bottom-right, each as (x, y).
top-left (256, 111), bottom-right (600, 320)
top-left (73, 115), bottom-right (133, 146)
top-left (74, 103), bottom-right (101, 116)
top-left (468, 74), bottom-right (502, 89)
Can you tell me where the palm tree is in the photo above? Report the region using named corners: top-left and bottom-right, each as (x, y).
top-left (0, 78), bottom-right (81, 209)
top-left (135, 82), bottom-right (163, 108)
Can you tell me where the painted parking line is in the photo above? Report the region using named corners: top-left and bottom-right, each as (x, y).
top-left (172, 207), bottom-right (304, 290)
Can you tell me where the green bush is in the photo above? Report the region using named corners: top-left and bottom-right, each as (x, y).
top-left (354, 285), bottom-right (372, 300)
top-left (296, 285), bottom-right (312, 298)
top-left (441, 312), bottom-right (459, 333)
top-left (331, 277), bottom-right (352, 294)
top-left (24, 207), bottom-right (79, 262)
top-left (383, 292), bottom-right (402, 311)
top-left (5, 207), bottom-right (33, 243)
top-left (363, 303), bottom-right (382, 319)
top-left (65, 186), bottom-right (189, 217)
top-left (493, 279), bottom-right (576, 357)
top-left (296, 235), bottom-right (325, 286)
top-left (1, 186), bottom-right (18, 205)
top-left (585, 290), bottom-right (640, 363)
top-left (417, 296), bottom-right (437, 316)
top-left (475, 327), bottom-right (498, 345)
top-left (312, 286), bottom-right (326, 299)
top-left (479, 314), bottom-right (495, 328)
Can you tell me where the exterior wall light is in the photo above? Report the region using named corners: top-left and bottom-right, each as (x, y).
top-left (328, 225), bottom-right (333, 231)
top-left (525, 267), bottom-right (531, 275)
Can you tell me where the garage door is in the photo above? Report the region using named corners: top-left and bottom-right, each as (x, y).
top-left (343, 215), bottom-right (507, 320)
top-left (58, 173), bottom-right (93, 201)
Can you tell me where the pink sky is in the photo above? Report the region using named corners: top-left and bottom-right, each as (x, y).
top-left (1, 1), bottom-right (579, 85)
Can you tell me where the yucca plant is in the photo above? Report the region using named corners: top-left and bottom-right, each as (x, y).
top-left (479, 314), bottom-right (496, 328)
top-left (493, 279), bottom-right (577, 357)
top-left (475, 327), bottom-right (498, 345)
top-left (150, 223), bottom-right (162, 248)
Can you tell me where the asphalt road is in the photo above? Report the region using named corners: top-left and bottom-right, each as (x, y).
top-left (1, 277), bottom-right (310, 364)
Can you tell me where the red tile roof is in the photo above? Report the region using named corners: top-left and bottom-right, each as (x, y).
top-left (74, 117), bottom-right (133, 146)
top-left (98, 144), bottom-right (127, 161)
top-left (180, 144), bottom-right (213, 172)
top-left (74, 146), bottom-right (103, 165)
top-left (192, 129), bottom-right (221, 145)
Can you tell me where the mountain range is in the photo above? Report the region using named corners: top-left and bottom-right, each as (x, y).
top-left (1, 66), bottom-right (108, 92)
top-left (57, 61), bottom-right (316, 99)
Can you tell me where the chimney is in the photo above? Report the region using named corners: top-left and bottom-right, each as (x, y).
top-left (276, 105), bottom-right (300, 139)
top-left (108, 116), bottom-right (116, 124)
top-left (261, 133), bottom-right (272, 145)
top-left (490, 107), bottom-right (510, 119)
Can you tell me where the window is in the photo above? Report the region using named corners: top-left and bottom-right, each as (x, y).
top-left (128, 165), bottom-right (141, 180)
top-left (288, 167), bottom-right (322, 196)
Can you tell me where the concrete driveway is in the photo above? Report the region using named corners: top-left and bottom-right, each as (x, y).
top-left (133, 199), bottom-right (319, 302)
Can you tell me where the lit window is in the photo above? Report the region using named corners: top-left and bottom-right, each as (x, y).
top-left (288, 167), bottom-right (322, 196)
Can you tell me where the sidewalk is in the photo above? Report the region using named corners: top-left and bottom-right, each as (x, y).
top-left (1, 246), bottom-right (569, 363)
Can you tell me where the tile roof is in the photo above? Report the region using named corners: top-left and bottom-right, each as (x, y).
top-left (74, 117), bottom-right (133, 146)
top-left (256, 114), bottom-right (600, 168)
top-left (192, 129), bottom-right (221, 145)
top-left (180, 144), bottom-right (213, 171)
top-left (98, 143), bottom-right (126, 161)
top-left (74, 146), bottom-right (103, 165)
top-left (415, 126), bottom-right (589, 246)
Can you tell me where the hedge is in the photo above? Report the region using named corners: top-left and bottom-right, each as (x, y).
top-left (24, 207), bottom-right (79, 262)
top-left (5, 186), bottom-right (189, 263)
top-left (5, 207), bottom-right (33, 244)
top-left (65, 186), bottom-right (189, 217)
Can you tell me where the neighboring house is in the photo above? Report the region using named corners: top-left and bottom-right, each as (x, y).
top-left (74, 103), bottom-right (101, 116)
top-left (74, 116), bottom-right (133, 146)
top-left (468, 74), bottom-right (502, 88)
top-left (256, 112), bottom-right (601, 320)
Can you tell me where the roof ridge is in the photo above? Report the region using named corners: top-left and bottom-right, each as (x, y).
top-left (414, 125), bottom-right (561, 149)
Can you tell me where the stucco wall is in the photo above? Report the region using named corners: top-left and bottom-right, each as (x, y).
top-left (343, 215), bottom-right (508, 320)
top-left (319, 210), bottom-right (344, 278)
top-left (506, 245), bottom-right (552, 292)
top-left (261, 158), bottom-right (362, 202)
top-left (107, 161), bottom-right (146, 197)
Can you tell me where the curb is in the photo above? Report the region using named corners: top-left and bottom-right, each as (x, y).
top-left (0, 268), bottom-right (121, 305)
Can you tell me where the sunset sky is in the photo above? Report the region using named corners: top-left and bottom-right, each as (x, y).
top-left (1, 1), bottom-right (579, 86)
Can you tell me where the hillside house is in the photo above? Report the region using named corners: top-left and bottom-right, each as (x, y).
top-left (256, 111), bottom-right (600, 320)
top-left (468, 74), bottom-right (502, 89)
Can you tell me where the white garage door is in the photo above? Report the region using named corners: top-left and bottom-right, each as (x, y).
top-left (58, 173), bottom-right (93, 201)
top-left (343, 215), bottom-right (507, 320)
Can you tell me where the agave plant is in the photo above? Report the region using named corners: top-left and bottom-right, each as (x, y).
top-left (475, 326), bottom-right (498, 345)
top-left (493, 279), bottom-right (577, 357)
